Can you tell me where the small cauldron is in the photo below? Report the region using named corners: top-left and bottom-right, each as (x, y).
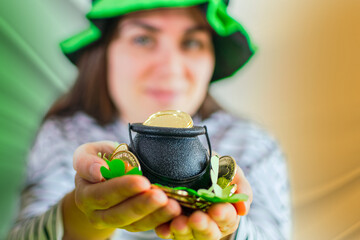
top-left (129, 123), bottom-right (212, 190)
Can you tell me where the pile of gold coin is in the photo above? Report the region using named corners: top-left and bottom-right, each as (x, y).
top-left (152, 155), bottom-right (237, 212)
top-left (110, 143), bottom-right (141, 172)
top-left (106, 110), bottom-right (239, 211)
top-left (152, 184), bottom-right (213, 211)
top-left (108, 144), bottom-right (238, 212)
top-left (143, 110), bottom-right (193, 128)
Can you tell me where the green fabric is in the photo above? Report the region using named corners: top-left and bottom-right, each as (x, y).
top-left (0, 1), bottom-right (83, 237)
top-left (59, 0), bottom-right (256, 81)
top-left (88, 0), bottom-right (208, 19)
top-left (60, 23), bottom-right (101, 54)
top-left (60, 0), bottom-right (244, 54)
top-left (206, 0), bottom-right (238, 36)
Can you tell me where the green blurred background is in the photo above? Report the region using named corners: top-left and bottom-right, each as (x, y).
top-left (0, 0), bottom-right (85, 236)
top-left (1, 0), bottom-right (359, 239)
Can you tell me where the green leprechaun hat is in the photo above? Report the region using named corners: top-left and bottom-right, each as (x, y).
top-left (60, 0), bottom-right (257, 82)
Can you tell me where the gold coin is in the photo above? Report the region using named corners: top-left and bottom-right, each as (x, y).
top-left (152, 184), bottom-right (212, 211)
top-left (173, 197), bottom-right (210, 211)
top-left (180, 201), bottom-right (209, 211)
top-left (194, 201), bottom-right (212, 211)
top-left (217, 156), bottom-right (237, 188)
top-left (143, 110), bottom-right (193, 128)
top-left (111, 150), bottom-right (141, 169)
top-left (113, 143), bottom-right (129, 153)
top-left (153, 185), bottom-right (193, 200)
top-left (170, 195), bottom-right (196, 204)
top-left (111, 143), bottom-right (129, 159)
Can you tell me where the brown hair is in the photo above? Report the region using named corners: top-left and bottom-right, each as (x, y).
top-left (46, 18), bottom-right (222, 125)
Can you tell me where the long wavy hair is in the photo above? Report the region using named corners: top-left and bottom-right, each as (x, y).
top-left (45, 18), bottom-right (222, 125)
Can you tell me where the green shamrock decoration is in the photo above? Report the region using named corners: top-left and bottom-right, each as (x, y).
top-left (99, 153), bottom-right (142, 180)
top-left (195, 155), bottom-right (248, 203)
top-left (98, 151), bottom-right (247, 203)
top-left (154, 155), bottom-right (248, 203)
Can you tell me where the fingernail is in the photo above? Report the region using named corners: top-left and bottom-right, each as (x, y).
top-left (157, 231), bottom-right (172, 239)
top-left (197, 217), bottom-right (207, 230)
top-left (90, 163), bottom-right (103, 182)
top-left (217, 211), bottom-right (226, 221)
top-left (245, 200), bottom-right (251, 215)
top-left (176, 224), bottom-right (190, 235)
top-left (155, 190), bottom-right (169, 205)
top-left (161, 233), bottom-right (173, 239)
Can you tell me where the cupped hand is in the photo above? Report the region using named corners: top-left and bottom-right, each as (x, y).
top-left (73, 141), bottom-right (182, 232)
top-left (155, 165), bottom-right (253, 240)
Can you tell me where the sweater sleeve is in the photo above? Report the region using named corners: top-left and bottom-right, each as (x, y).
top-left (7, 202), bottom-right (64, 240)
top-left (235, 146), bottom-right (292, 240)
top-left (203, 112), bottom-right (292, 240)
top-left (7, 118), bottom-right (77, 240)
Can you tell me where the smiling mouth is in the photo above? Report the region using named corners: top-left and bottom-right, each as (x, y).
top-left (145, 89), bottom-right (179, 104)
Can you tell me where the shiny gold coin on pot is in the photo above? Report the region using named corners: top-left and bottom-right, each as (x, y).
top-left (143, 110), bottom-right (193, 128)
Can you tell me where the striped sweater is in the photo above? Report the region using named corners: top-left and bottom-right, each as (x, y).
top-left (7, 111), bottom-right (291, 239)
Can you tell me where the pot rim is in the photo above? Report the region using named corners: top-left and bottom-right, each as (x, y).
top-left (129, 123), bottom-right (206, 137)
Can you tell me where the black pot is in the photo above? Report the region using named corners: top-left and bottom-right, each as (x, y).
top-left (129, 123), bottom-right (212, 190)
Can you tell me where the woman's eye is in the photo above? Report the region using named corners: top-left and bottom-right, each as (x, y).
top-left (133, 35), bottom-right (154, 47)
top-left (182, 39), bottom-right (203, 50)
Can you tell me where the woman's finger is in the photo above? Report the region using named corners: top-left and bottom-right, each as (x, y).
top-left (231, 165), bottom-right (253, 215)
top-left (74, 174), bottom-right (151, 211)
top-left (207, 203), bottom-right (240, 236)
top-left (73, 141), bottom-right (116, 182)
top-left (124, 199), bottom-right (181, 232)
top-left (89, 189), bottom-right (168, 228)
top-left (155, 222), bottom-right (173, 239)
top-left (170, 215), bottom-right (194, 240)
top-left (188, 211), bottom-right (222, 240)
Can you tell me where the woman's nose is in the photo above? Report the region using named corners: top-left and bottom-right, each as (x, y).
top-left (154, 45), bottom-right (186, 79)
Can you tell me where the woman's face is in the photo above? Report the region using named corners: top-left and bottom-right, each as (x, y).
top-left (107, 7), bottom-right (215, 123)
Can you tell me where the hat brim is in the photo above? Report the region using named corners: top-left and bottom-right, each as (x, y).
top-left (60, 0), bottom-right (256, 82)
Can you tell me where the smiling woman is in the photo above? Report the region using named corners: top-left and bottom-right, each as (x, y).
top-left (6, 1), bottom-right (291, 240)
top-left (107, 8), bottom-right (215, 122)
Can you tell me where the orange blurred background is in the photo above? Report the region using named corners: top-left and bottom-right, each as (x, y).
top-left (211, 0), bottom-right (360, 239)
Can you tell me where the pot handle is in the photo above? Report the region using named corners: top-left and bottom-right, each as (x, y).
top-left (129, 124), bottom-right (212, 159)
top-left (128, 123), bottom-right (135, 150)
top-left (204, 125), bottom-right (212, 159)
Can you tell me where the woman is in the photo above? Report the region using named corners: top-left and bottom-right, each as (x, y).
top-left (8, 0), bottom-right (291, 239)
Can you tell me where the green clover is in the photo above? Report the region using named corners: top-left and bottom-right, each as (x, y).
top-left (153, 155), bottom-right (248, 204)
top-left (195, 155), bottom-right (248, 203)
top-left (99, 152), bottom-right (247, 203)
top-left (100, 158), bottom-right (142, 180)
